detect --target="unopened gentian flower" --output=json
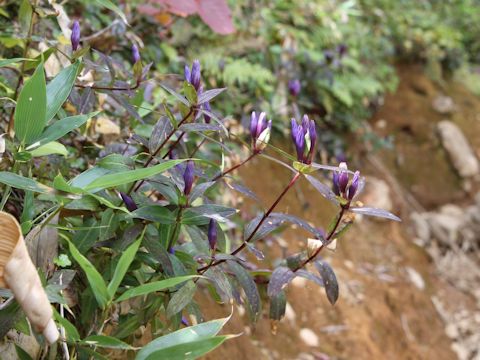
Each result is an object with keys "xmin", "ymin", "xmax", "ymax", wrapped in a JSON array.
[
  {"xmin": 288, "ymin": 79, "xmax": 301, "ymax": 97},
  {"xmin": 184, "ymin": 60, "xmax": 201, "ymax": 91},
  {"xmin": 132, "ymin": 44, "xmax": 141, "ymax": 64},
  {"xmin": 119, "ymin": 192, "xmax": 137, "ymax": 212},
  {"xmin": 208, "ymin": 219, "xmax": 217, "ymax": 251},
  {"xmin": 71, "ymin": 20, "xmax": 80, "ymax": 51},
  {"xmin": 250, "ymin": 111, "xmax": 272, "ymax": 153},
  {"xmin": 291, "ymin": 115, "xmax": 317, "ymax": 164},
  {"xmin": 332, "ymin": 162, "xmax": 361, "ymax": 202},
  {"xmin": 183, "ymin": 160, "xmax": 195, "ymax": 196}
]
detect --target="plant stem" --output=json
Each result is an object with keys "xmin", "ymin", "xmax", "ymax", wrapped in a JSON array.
[
  {"xmin": 167, "ymin": 205, "xmax": 185, "ymax": 251},
  {"xmin": 127, "ymin": 108, "xmax": 194, "ymax": 195},
  {"xmin": 212, "ymin": 153, "xmax": 257, "ymax": 182},
  {"xmin": 198, "ymin": 171, "xmax": 301, "ymax": 273},
  {"xmin": 294, "ymin": 206, "xmax": 346, "ymax": 271},
  {"xmin": 74, "ymin": 79, "xmax": 141, "ymax": 92}
]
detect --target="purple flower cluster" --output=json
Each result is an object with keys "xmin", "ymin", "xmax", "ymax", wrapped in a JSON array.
[
  {"xmin": 184, "ymin": 60, "xmax": 201, "ymax": 91},
  {"xmin": 291, "ymin": 115, "xmax": 317, "ymax": 164},
  {"xmin": 71, "ymin": 21, "xmax": 80, "ymax": 51},
  {"xmin": 250, "ymin": 111, "xmax": 272, "ymax": 153},
  {"xmin": 332, "ymin": 162, "xmax": 360, "ymax": 201}
]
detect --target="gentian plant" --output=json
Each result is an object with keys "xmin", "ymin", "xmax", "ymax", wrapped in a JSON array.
[{"xmin": 0, "ymin": 4, "xmax": 400, "ymax": 359}]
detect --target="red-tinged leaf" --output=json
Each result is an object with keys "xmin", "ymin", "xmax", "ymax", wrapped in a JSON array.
[
  {"xmin": 197, "ymin": 0, "xmax": 235, "ymax": 34},
  {"xmin": 267, "ymin": 266, "xmax": 295, "ymax": 298},
  {"xmin": 349, "ymin": 207, "xmax": 401, "ymax": 222},
  {"xmin": 315, "ymin": 260, "xmax": 339, "ymax": 305}
]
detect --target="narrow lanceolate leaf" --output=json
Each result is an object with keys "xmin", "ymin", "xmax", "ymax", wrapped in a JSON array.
[
  {"xmin": 197, "ymin": 88, "xmax": 226, "ymax": 105},
  {"xmin": 149, "ymin": 116, "xmax": 173, "ymax": 153},
  {"xmin": 227, "ymin": 260, "xmax": 261, "ymax": 322},
  {"xmin": 130, "ymin": 205, "xmax": 175, "ymax": 224},
  {"xmin": 83, "ymin": 159, "xmax": 185, "ymax": 191},
  {"xmin": 0, "ymin": 58, "xmax": 31, "ymax": 68},
  {"xmin": 14, "ymin": 62, "xmax": 47, "ymax": 144},
  {"xmin": 45, "ymin": 61, "xmax": 81, "ymax": 122},
  {"xmin": 349, "ymin": 207, "xmax": 401, "ymax": 222},
  {"xmin": 81, "ymin": 335, "xmax": 134, "ymax": 350},
  {"xmin": 27, "ymin": 112, "xmax": 99, "ymax": 150},
  {"xmin": 166, "ymin": 281, "xmax": 196, "ymax": 318},
  {"xmin": 95, "ymin": 0, "xmax": 129, "ymax": 24},
  {"xmin": 161, "ymin": 84, "xmax": 189, "ymax": 106},
  {"xmin": 67, "ymin": 239, "xmax": 109, "ymax": 309},
  {"xmin": 304, "ymin": 174, "xmax": 339, "ymax": 205},
  {"xmin": 141, "ymin": 336, "xmax": 228, "ymax": 360},
  {"xmin": 179, "ymin": 123, "xmax": 222, "ymax": 132},
  {"xmin": 29, "ymin": 141, "xmax": 68, "ymax": 157},
  {"xmin": 0, "ymin": 172, "xmax": 52, "ymax": 193},
  {"xmin": 115, "ymin": 275, "xmax": 199, "ymax": 302},
  {"xmin": 107, "ymin": 229, "xmax": 144, "ymax": 299},
  {"xmin": 267, "ymin": 266, "xmax": 295, "ymax": 298},
  {"xmin": 269, "ymin": 290, "xmax": 287, "ymax": 321},
  {"xmin": 136, "ymin": 316, "xmax": 230, "ymax": 360},
  {"xmin": 315, "ymin": 260, "xmax": 339, "ymax": 305}
]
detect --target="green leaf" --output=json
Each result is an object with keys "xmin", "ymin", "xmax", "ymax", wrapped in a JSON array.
[
  {"xmin": 136, "ymin": 316, "xmax": 230, "ymax": 360},
  {"xmin": 53, "ymin": 308, "xmax": 80, "ymax": 342},
  {"xmin": 130, "ymin": 205, "xmax": 175, "ymax": 224},
  {"xmin": 142, "ymin": 336, "xmax": 228, "ymax": 360},
  {"xmin": 27, "ymin": 112, "xmax": 98, "ymax": 149},
  {"xmin": 15, "ymin": 344, "xmax": 33, "ymax": 360},
  {"xmin": 166, "ymin": 281, "xmax": 196, "ymax": 318},
  {"xmin": 14, "ymin": 62, "xmax": 47, "ymax": 144},
  {"xmin": 95, "ymin": 0, "xmax": 128, "ymax": 24},
  {"xmin": 29, "ymin": 141, "xmax": 68, "ymax": 157},
  {"xmin": 18, "ymin": 0, "xmax": 32, "ymax": 35},
  {"xmin": 0, "ymin": 172, "xmax": 52, "ymax": 193},
  {"xmin": 83, "ymin": 160, "xmax": 185, "ymax": 191},
  {"xmin": 115, "ymin": 275, "xmax": 199, "ymax": 303},
  {"xmin": 45, "ymin": 61, "xmax": 81, "ymax": 122},
  {"xmin": 0, "ymin": 58, "xmax": 30, "ymax": 68},
  {"xmin": 82, "ymin": 335, "xmax": 134, "ymax": 350},
  {"xmin": 66, "ymin": 239, "xmax": 109, "ymax": 309},
  {"xmin": 107, "ymin": 229, "xmax": 144, "ymax": 299}
]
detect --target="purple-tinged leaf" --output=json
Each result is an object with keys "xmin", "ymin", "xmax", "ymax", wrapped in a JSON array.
[
  {"xmin": 189, "ymin": 181, "xmax": 216, "ymax": 203},
  {"xmin": 269, "ymin": 290, "xmax": 287, "ymax": 321},
  {"xmin": 295, "ymin": 269, "xmax": 324, "ymax": 286},
  {"xmin": 315, "ymin": 260, "xmax": 339, "ymax": 305},
  {"xmin": 304, "ymin": 174, "xmax": 339, "ymax": 205},
  {"xmin": 149, "ymin": 116, "xmax": 173, "ymax": 153},
  {"xmin": 182, "ymin": 205, "xmax": 237, "ymax": 225},
  {"xmin": 244, "ymin": 214, "xmax": 283, "ymax": 242},
  {"xmin": 205, "ymin": 267, "xmax": 233, "ymax": 302},
  {"xmin": 197, "ymin": 108, "xmax": 228, "ymax": 135},
  {"xmin": 349, "ymin": 207, "xmax": 401, "ymax": 222},
  {"xmin": 130, "ymin": 205, "xmax": 175, "ymax": 224},
  {"xmin": 226, "ymin": 181, "xmax": 260, "ymax": 202},
  {"xmin": 260, "ymin": 154, "xmax": 296, "ymax": 173},
  {"xmin": 179, "ymin": 123, "xmax": 222, "ymax": 132},
  {"xmin": 310, "ymin": 162, "xmax": 355, "ymax": 174},
  {"xmin": 245, "ymin": 243, "xmax": 265, "ymax": 260},
  {"xmin": 166, "ymin": 281, "xmax": 196, "ymax": 318},
  {"xmin": 197, "ymin": 88, "xmax": 226, "ymax": 104},
  {"xmin": 267, "ymin": 266, "xmax": 295, "ymax": 297},
  {"xmin": 227, "ymin": 260, "xmax": 261, "ymax": 322},
  {"xmin": 269, "ymin": 213, "xmax": 324, "ymax": 239},
  {"xmin": 161, "ymin": 84, "xmax": 190, "ymax": 106}
]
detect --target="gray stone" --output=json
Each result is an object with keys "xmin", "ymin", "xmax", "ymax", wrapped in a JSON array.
[
  {"xmin": 359, "ymin": 177, "xmax": 393, "ymax": 221},
  {"xmin": 437, "ymin": 121, "xmax": 479, "ymax": 178},
  {"xmin": 432, "ymin": 95, "xmax": 456, "ymax": 114},
  {"xmin": 410, "ymin": 212, "xmax": 430, "ymax": 242}
]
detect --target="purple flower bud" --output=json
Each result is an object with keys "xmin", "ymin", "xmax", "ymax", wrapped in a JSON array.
[
  {"xmin": 71, "ymin": 21, "xmax": 80, "ymax": 51},
  {"xmin": 291, "ymin": 118, "xmax": 298, "ymax": 142},
  {"xmin": 208, "ymin": 219, "xmax": 217, "ymax": 251},
  {"xmin": 132, "ymin": 44, "xmax": 141, "ymax": 64},
  {"xmin": 338, "ymin": 162, "xmax": 349, "ymax": 194},
  {"xmin": 301, "ymin": 115, "xmax": 310, "ymax": 135},
  {"xmin": 168, "ymin": 247, "xmax": 176, "ymax": 254},
  {"xmin": 120, "ymin": 192, "xmax": 137, "ymax": 212},
  {"xmin": 337, "ymin": 44, "xmax": 348, "ymax": 58},
  {"xmin": 324, "ymin": 50, "xmax": 335, "ymax": 64},
  {"xmin": 256, "ymin": 112, "xmax": 267, "ymax": 138},
  {"xmin": 190, "ymin": 60, "xmax": 201, "ymax": 91},
  {"xmin": 181, "ymin": 316, "xmax": 189, "ymax": 326},
  {"xmin": 348, "ymin": 171, "xmax": 360, "ymax": 200},
  {"xmin": 255, "ymin": 119, "xmax": 272, "ymax": 152},
  {"xmin": 250, "ymin": 112, "xmax": 258, "ymax": 139},
  {"xmin": 184, "ymin": 64, "xmax": 191, "ymax": 83},
  {"xmin": 183, "ymin": 161, "xmax": 195, "ymax": 195},
  {"xmin": 294, "ymin": 127, "xmax": 305, "ymax": 162},
  {"xmin": 288, "ymin": 79, "xmax": 301, "ymax": 96},
  {"xmin": 307, "ymin": 119, "xmax": 317, "ymax": 163},
  {"xmin": 203, "ymin": 101, "xmax": 211, "ymax": 123},
  {"xmin": 332, "ymin": 172, "xmax": 340, "ymax": 196}
]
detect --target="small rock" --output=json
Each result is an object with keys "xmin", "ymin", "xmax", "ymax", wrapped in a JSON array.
[
  {"xmin": 432, "ymin": 95, "xmax": 456, "ymax": 114},
  {"xmin": 299, "ymin": 328, "xmax": 319, "ymax": 347},
  {"xmin": 405, "ymin": 267, "xmax": 425, "ymax": 290},
  {"xmin": 285, "ymin": 302, "xmax": 296, "ymax": 324},
  {"xmin": 410, "ymin": 212, "xmax": 430, "ymax": 242},
  {"xmin": 445, "ymin": 323, "xmax": 459, "ymax": 339},
  {"xmin": 437, "ymin": 120, "xmax": 479, "ymax": 178}
]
